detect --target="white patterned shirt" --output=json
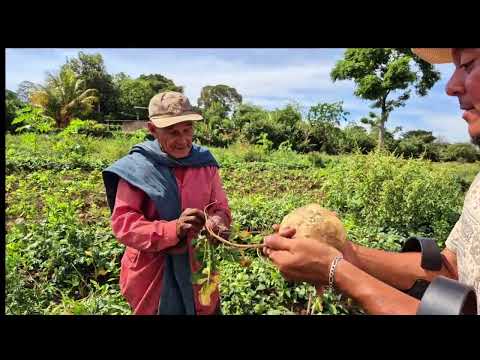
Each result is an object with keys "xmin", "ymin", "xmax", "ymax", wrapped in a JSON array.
[{"xmin": 445, "ymin": 172, "xmax": 480, "ymax": 314}]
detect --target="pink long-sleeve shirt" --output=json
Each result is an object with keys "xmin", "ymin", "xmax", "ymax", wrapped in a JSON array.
[{"xmin": 111, "ymin": 166, "xmax": 231, "ymax": 315}]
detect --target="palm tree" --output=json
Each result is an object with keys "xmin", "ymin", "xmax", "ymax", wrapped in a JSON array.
[{"xmin": 30, "ymin": 68, "xmax": 98, "ymax": 128}]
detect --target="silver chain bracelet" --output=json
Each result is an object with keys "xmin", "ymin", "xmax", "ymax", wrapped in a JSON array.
[{"xmin": 328, "ymin": 255, "xmax": 344, "ymax": 289}]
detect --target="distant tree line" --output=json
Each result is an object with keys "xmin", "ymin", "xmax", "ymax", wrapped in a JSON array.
[{"xmin": 5, "ymin": 50, "xmax": 480, "ymax": 162}]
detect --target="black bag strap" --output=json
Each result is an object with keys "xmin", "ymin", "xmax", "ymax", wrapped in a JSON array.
[
  {"xmin": 417, "ymin": 276, "xmax": 477, "ymax": 315},
  {"xmin": 403, "ymin": 280, "xmax": 431, "ymax": 300},
  {"xmin": 401, "ymin": 237, "xmax": 442, "ymax": 271},
  {"xmin": 400, "ymin": 237, "xmax": 443, "ymax": 299}
]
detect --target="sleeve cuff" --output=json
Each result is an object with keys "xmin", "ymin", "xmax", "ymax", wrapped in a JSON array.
[{"xmin": 163, "ymin": 219, "xmax": 179, "ymax": 247}]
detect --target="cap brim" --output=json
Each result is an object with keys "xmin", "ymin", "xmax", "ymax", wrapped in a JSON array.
[
  {"xmin": 150, "ymin": 113, "xmax": 203, "ymax": 128},
  {"xmin": 412, "ymin": 48, "xmax": 453, "ymax": 64}
]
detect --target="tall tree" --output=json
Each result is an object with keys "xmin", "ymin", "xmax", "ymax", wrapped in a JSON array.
[
  {"xmin": 331, "ymin": 48, "xmax": 440, "ymax": 149},
  {"xmin": 113, "ymin": 73, "xmax": 155, "ymax": 119},
  {"xmin": 360, "ymin": 111, "xmax": 403, "ymax": 151},
  {"xmin": 30, "ymin": 68, "xmax": 98, "ymax": 128},
  {"xmin": 232, "ymin": 103, "xmax": 267, "ymax": 128},
  {"xmin": 306, "ymin": 101, "xmax": 350, "ymax": 153},
  {"xmin": 307, "ymin": 101, "xmax": 349, "ymax": 126},
  {"xmin": 198, "ymin": 85, "xmax": 242, "ymax": 116},
  {"xmin": 63, "ymin": 52, "xmax": 117, "ymax": 120},
  {"xmin": 113, "ymin": 73, "xmax": 183, "ymax": 119},
  {"xmin": 401, "ymin": 129, "xmax": 436, "ymax": 143},
  {"xmin": 138, "ymin": 74, "xmax": 183, "ymax": 94},
  {"xmin": 360, "ymin": 111, "xmax": 402, "ymax": 145}
]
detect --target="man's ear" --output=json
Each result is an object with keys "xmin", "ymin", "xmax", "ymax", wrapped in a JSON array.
[{"xmin": 147, "ymin": 121, "xmax": 157, "ymax": 136}]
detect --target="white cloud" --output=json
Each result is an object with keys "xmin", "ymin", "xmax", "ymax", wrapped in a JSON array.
[
  {"xmin": 6, "ymin": 48, "xmax": 351, "ymax": 104},
  {"xmin": 416, "ymin": 114, "xmax": 469, "ymax": 143},
  {"xmin": 387, "ymin": 108, "xmax": 470, "ymax": 143},
  {"xmin": 6, "ymin": 48, "xmax": 83, "ymax": 89},
  {"xmin": 70, "ymin": 49, "xmax": 349, "ymax": 104},
  {"xmin": 133, "ymin": 58, "xmax": 349, "ymax": 105}
]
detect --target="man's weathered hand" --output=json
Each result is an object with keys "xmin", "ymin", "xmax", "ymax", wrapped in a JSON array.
[
  {"xmin": 262, "ymin": 224, "xmax": 296, "ymax": 257},
  {"xmin": 263, "ymin": 232, "xmax": 342, "ymax": 286},
  {"xmin": 266, "ymin": 223, "xmax": 359, "ymax": 269},
  {"xmin": 205, "ymin": 215, "xmax": 230, "ymax": 244},
  {"xmin": 339, "ymin": 240, "xmax": 360, "ymax": 268},
  {"xmin": 176, "ymin": 208, "xmax": 206, "ymax": 241}
]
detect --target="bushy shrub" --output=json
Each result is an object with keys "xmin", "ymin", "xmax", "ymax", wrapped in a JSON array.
[
  {"xmin": 63, "ymin": 119, "xmax": 114, "ymax": 137},
  {"xmin": 6, "ymin": 134, "xmax": 477, "ymax": 315},
  {"xmin": 322, "ymin": 151, "xmax": 464, "ymax": 245},
  {"xmin": 5, "ymin": 169, "xmax": 127, "ymax": 314},
  {"xmin": 439, "ymin": 143, "xmax": 480, "ymax": 163},
  {"xmin": 338, "ymin": 125, "xmax": 376, "ymax": 154}
]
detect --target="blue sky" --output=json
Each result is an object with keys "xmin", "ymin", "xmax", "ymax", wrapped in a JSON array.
[{"xmin": 5, "ymin": 48, "xmax": 470, "ymax": 143}]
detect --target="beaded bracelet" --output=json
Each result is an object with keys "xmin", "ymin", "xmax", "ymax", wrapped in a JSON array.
[{"xmin": 328, "ymin": 255, "xmax": 344, "ymax": 289}]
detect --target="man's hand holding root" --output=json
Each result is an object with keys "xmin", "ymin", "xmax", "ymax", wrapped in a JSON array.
[
  {"xmin": 205, "ymin": 214, "xmax": 230, "ymax": 245},
  {"xmin": 263, "ymin": 224, "xmax": 342, "ymax": 295}
]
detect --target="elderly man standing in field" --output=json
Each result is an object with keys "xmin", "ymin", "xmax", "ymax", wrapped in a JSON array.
[
  {"xmin": 103, "ymin": 91, "xmax": 231, "ymax": 315},
  {"xmin": 264, "ymin": 48, "xmax": 480, "ymax": 315}
]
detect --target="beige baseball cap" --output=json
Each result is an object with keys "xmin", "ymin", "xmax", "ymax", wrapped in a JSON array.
[
  {"xmin": 412, "ymin": 48, "xmax": 453, "ymax": 64},
  {"xmin": 148, "ymin": 91, "xmax": 203, "ymax": 128}
]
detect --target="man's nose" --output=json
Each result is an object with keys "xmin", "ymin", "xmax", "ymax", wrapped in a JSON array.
[{"xmin": 445, "ymin": 69, "xmax": 465, "ymax": 97}]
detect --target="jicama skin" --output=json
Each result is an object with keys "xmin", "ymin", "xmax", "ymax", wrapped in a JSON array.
[{"xmin": 279, "ymin": 204, "xmax": 347, "ymax": 251}]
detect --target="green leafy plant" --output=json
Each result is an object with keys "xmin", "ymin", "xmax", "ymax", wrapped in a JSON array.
[
  {"xmin": 11, "ymin": 105, "xmax": 55, "ymax": 134},
  {"xmin": 5, "ymin": 134, "xmax": 477, "ymax": 315}
]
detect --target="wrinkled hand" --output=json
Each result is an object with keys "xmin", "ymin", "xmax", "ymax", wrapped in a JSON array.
[
  {"xmin": 205, "ymin": 215, "xmax": 230, "ymax": 245},
  {"xmin": 263, "ymin": 224, "xmax": 342, "ymax": 286},
  {"xmin": 339, "ymin": 240, "xmax": 360, "ymax": 268},
  {"xmin": 176, "ymin": 208, "xmax": 206, "ymax": 241},
  {"xmin": 262, "ymin": 224, "xmax": 295, "ymax": 256}
]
